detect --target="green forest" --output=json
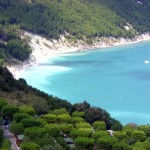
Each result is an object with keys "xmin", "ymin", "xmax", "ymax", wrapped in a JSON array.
[
  {"xmin": 0, "ymin": 0, "xmax": 150, "ymax": 65},
  {"xmin": 0, "ymin": 67, "xmax": 150, "ymax": 150}
]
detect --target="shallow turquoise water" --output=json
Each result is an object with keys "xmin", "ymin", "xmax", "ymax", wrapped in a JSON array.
[{"xmin": 21, "ymin": 41, "xmax": 150, "ymax": 125}]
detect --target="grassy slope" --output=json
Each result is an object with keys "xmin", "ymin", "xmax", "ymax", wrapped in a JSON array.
[{"xmin": 0, "ymin": 67, "xmax": 73, "ymax": 115}]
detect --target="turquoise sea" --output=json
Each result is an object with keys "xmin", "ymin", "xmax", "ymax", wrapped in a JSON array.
[{"xmin": 21, "ymin": 41, "xmax": 150, "ymax": 125}]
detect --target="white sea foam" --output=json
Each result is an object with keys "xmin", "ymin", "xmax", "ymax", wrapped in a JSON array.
[
  {"xmin": 46, "ymin": 66, "xmax": 72, "ymax": 76},
  {"xmin": 144, "ymin": 60, "xmax": 150, "ymax": 64},
  {"xmin": 24, "ymin": 65, "xmax": 72, "ymax": 78},
  {"xmin": 60, "ymin": 51, "xmax": 90, "ymax": 57}
]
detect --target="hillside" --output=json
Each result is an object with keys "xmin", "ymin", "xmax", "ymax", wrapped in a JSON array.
[
  {"xmin": 0, "ymin": 66, "xmax": 121, "ymax": 128},
  {"xmin": 0, "ymin": 1, "xmax": 150, "ymax": 149},
  {"xmin": 1, "ymin": 0, "xmax": 150, "ymax": 39},
  {"xmin": 1, "ymin": 67, "xmax": 150, "ymax": 150},
  {"xmin": 0, "ymin": 0, "xmax": 150, "ymax": 65},
  {"xmin": 0, "ymin": 66, "xmax": 73, "ymax": 115}
]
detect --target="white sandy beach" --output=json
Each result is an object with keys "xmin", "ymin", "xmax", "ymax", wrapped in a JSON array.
[{"xmin": 7, "ymin": 32, "xmax": 150, "ymax": 79}]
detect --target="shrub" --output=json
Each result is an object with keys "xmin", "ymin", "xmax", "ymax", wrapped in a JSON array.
[
  {"xmin": 133, "ymin": 141, "xmax": 150, "ymax": 150},
  {"xmin": 110, "ymin": 120, "xmax": 122, "ymax": 131},
  {"xmin": 92, "ymin": 131, "xmax": 109, "ymax": 141},
  {"xmin": 21, "ymin": 142, "xmax": 40, "ymax": 150},
  {"xmin": 71, "ymin": 117, "xmax": 85, "ymax": 124},
  {"xmin": 57, "ymin": 114, "xmax": 71, "ymax": 123},
  {"xmin": 60, "ymin": 124, "xmax": 74, "ymax": 134},
  {"xmin": 2, "ymin": 105, "xmax": 19, "ymax": 119},
  {"xmin": 113, "ymin": 131, "xmax": 128, "ymax": 140},
  {"xmin": 10, "ymin": 122, "xmax": 24, "ymax": 135},
  {"xmin": 76, "ymin": 122, "xmax": 91, "ymax": 129},
  {"xmin": 52, "ymin": 108, "xmax": 68, "ymax": 115},
  {"xmin": 24, "ymin": 127, "xmax": 47, "ymax": 140},
  {"xmin": 0, "ymin": 99, "xmax": 7, "ymax": 111},
  {"xmin": 19, "ymin": 106, "xmax": 35, "ymax": 116},
  {"xmin": 112, "ymin": 142, "xmax": 131, "ymax": 150},
  {"xmin": 1, "ymin": 139, "xmax": 11, "ymax": 150},
  {"xmin": 93, "ymin": 121, "xmax": 106, "ymax": 130},
  {"xmin": 13, "ymin": 113, "xmax": 30, "ymax": 123},
  {"xmin": 42, "ymin": 114, "xmax": 57, "ymax": 123},
  {"xmin": 75, "ymin": 137, "xmax": 95, "ymax": 150},
  {"xmin": 44, "ymin": 124, "xmax": 60, "ymax": 137},
  {"xmin": 131, "ymin": 130, "xmax": 146, "ymax": 142},
  {"xmin": 138, "ymin": 125, "xmax": 150, "ymax": 137},
  {"xmin": 70, "ymin": 128, "xmax": 92, "ymax": 138},
  {"xmin": 56, "ymin": 137, "xmax": 70, "ymax": 150},
  {"xmin": 72, "ymin": 111, "xmax": 85, "ymax": 118},
  {"xmin": 21, "ymin": 118, "xmax": 43, "ymax": 128},
  {"xmin": 97, "ymin": 136, "xmax": 118, "ymax": 150}
]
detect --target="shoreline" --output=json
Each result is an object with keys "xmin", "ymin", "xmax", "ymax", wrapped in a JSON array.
[{"xmin": 7, "ymin": 32, "xmax": 150, "ymax": 79}]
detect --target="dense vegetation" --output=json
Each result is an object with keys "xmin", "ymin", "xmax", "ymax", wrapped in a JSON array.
[
  {"xmin": 0, "ymin": 67, "xmax": 124, "ymax": 149},
  {"xmin": 0, "ymin": 21, "xmax": 31, "ymax": 66},
  {"xmin": 1, "ymin": 99, "xmax": 150, "ymax": 150},
  {"xmin": 0, "ymin": 0, "xmax": 150, "ymax": 64},
  {"xmin": 0, "ymin": 0, "xmax": 131, "ymax": 39},
  {"xmin": 0, "ymin": 0, "xmax": 150, "ymax": 149},
  {"xmin": 0, "ymin": 67, "xmax": 120, "ymax": 127},
  {"xmin": 1, "ymin": 0, "xmax": 150, "ymax": 40},
  {"xmin": 97, "ymin": 0, "xmax": 150, "ymax": 33}
]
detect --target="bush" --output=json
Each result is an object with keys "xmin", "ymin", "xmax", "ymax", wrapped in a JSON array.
[
  {"xmin": 113, "ymin": 131, "xmax": 128, "ymax": 140},
  {"xmin": 71, "ymin": 117, "xmax": 85, "ymax": 124},
  {"xmin": 2, "ymin": 105, "xmax": 19, "ymax": 119},
  {"xmin": 19, "ymin": 106, "xmax": 35, "ymax": 116},
  {"xmin": 7, "ymin": 39, "xmax": 30, "ymax": 61},
  {"xmin": 92, "ymin": 131, "xmax": 109, "ymax": 141},
  {"xmin": 44, "ymin": 124, "xmax": 60, "ymax": 137},
  {"xmin": 93, "ymin": 121, "xmax": 106, "ymax": 130},
  {"xmin": 21, "ymin": 118, "xmax": 43, "ymax": 128},
  {"xmin": 21, "ymin": 142, "xmax": 40, "ymax": 150},
  {"xmin": 75, "ymin": 137, "xmax": 95, "ymax": 150},
  {"xmin": 97, "ymin": 136, "xmax": 118, "ymax": 150},
  {"xmin": 131, "ymin": 130, "xmax": 146, "ymax": 142},
  {"xmin": 60, "ymin": 124, "xmax": 74, "ymax": 134},
  {"xmin": 76, "ymin": 122, "xmax": 91, "ymax": 129},
  {"xmin": 42, "ymin": 114, "xmax": 57, "ymax": 123},
  {"xmin": 138, "ymin": 125, "xmax": 150, "ymax": 137},
  {"xmin": 0, "ymin": 99, "xmax": 7, "ymax": 111},
  {"xmin": 24, "ymin": 126, "xmax": 55, "ymax": 147},
  {"xmin": 112, "ymin": 142, "xmax": 131, "ymax": 150},
  {"xmin": 70, "ymin": 128, "xmax": 92, "ymax": 138},
  {"xmin": 133, "ymin": 141, "xmax": 150, "ymax": 150},
  {"xmin": 72, "ymin": 111, "xmax": 85, "ymax": 118},
  {"xmin": 1, "ymin": 139, "xmax": 11, "ymax": 150},
  {"xmin": 10, "ymin": 122, "xmax": 24, "ymax": 135},
  {"xmin": 24, "ymin": 127, "xmax": 47, "ymax": 140},
  {"xmin": 52, "ymin": 108, "xmax": 69, "ymax": 115},
  {"xmin": 13, "ymin": 113, "xmax": 30, "ymax": 123},
  {"xmin": 57, "ymin": 114, "xmax": 71, "ymax": 123},
  {"xmin": 56, "ymin": 137, "xmax": 70, "ymax": 150},
  {"xmin": 110, "ymin": 120, "xmax": 122, "ymax": 131}
]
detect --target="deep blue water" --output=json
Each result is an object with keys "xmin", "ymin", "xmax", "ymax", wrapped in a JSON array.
[{"xmin": 21, "ymin": 41, "xmax": 150, "ymax": 125}]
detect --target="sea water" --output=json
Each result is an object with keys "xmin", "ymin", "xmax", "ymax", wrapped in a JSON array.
[{"xmin": 21, "ymin": 41, "xmax": 150, "ymax": 125}]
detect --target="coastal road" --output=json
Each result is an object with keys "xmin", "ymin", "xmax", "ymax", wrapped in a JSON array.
[{"xmin": 1, "ymin": 125, "xmax": 20, "ymax": 150}]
